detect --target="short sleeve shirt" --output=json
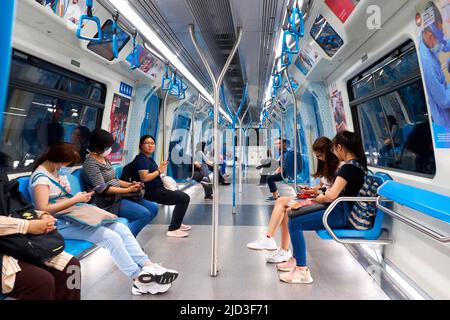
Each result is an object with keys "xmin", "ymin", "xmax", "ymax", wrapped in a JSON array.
[{"xmin": 134, "ymin": 154, "xmax": 163, "ymax": 189}]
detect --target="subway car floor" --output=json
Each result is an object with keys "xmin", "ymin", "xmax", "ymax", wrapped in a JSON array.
[{"xmin": 80, "ymin": 169, "xmax": 389, "ymax": 300}]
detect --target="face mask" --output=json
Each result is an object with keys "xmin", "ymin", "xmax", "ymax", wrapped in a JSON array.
[
  {"xmin": 57, "ymin": 166, "xmax": 71, "ymax": 176},
  {"xmin": 101, "ymin": 147, "xmax": 112, "ymax": 158}
]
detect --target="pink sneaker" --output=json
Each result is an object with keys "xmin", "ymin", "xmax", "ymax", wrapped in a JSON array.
[
  {"xmin": 276, "ymin": 257, "xmax": 297, "ymax": 272},
  {"xmin": 279, "ymin": 267, "xmax": 314, "ymax": 284},
  {"xmin": 180, "ymin": 224, "xmax": 191, "ymax": 231},
  {"xmin": 166, "ymin": 229, "xmax": 189, "ymax": 238}
]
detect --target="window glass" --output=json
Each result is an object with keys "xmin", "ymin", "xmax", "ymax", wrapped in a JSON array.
[
  {"xmin": 350, "ymin": 42, "xmax": 435, "ymax": 177},
  {"xmin": 87, "ymin": 19, "xmax": 131, "ymax": 61},
  {"xmin": 1, "ymin": 51, "xmax": 105, "ymax": 172}
]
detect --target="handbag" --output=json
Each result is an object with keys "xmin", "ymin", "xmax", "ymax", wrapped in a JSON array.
[
  {"xmin": 288, "ymin": 199, "xmax": 328, "ymax": 219},
  {"xmin": 161, "ymin": 175, "xmax": 178, "ymax": 191},
  {"xmin": 0, "ymin": 174, "xmax": 65, "ymax": 265},
  {"xmin": 33, "ymin": 173, "xmax": 119, "ymax": 226},
  {"xmin": 121, "ymin": 190, "xmax": 144, "ymax": 202}
]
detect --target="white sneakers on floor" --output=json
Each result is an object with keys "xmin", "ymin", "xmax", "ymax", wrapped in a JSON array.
[
  {"xmin": 132, "ymin": 263, "xmax": 179, "ymax": 295},
  {"xmin": 266, "ymin": 248, "xmax": 292, "ymax": 264},
  {"xmin": 246, "ymin": 235, "xmax": 277, "ymax": 250}
]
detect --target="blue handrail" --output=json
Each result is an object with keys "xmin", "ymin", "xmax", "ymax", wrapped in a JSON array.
[
  {"xmin": 282, "ymin": 29, "xmax": 299, "ymax": 55},
  {"xmin": 0, "ymin": 0, "xmax": 15, "ymax": 137},
  {"xmin": 76, "ymin": 0, "xmax": 102, "ymax": 41}
]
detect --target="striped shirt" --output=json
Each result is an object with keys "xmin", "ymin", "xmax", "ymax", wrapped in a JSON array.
[
  {"xmin": 1, "ymin": 215, "xmax": 73, "ymax": 294},
  {"xmin": 81, "ymin": 154, "xmax": 120, "ymax": 190}
]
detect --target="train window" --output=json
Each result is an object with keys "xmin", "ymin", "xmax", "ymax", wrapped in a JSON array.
[
  {"xmin": 349, "ymin": 41, "xmax": 436, "ymax": 177},
  {"xmin": 2, "ymin": 50, "xmax": 105, "ymax": 172},
  {"xmin": 87, "ymin": 19, "xmax": 131, "ymax": 61},
  {"xmin": 310, "ymin": 15, "xmax": 344, "ymax": 58}
]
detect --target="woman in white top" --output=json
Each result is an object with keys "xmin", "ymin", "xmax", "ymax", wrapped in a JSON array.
[
  {"xmin": 29, "ymin": 143, "xmax": 179, "ymax": 295},
  {"xmin": 246, "ymin": 137, "xmax": 340, "ymax": 264}
]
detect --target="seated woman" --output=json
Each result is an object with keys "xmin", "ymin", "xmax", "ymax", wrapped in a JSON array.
[
  {"xmin": 278, "ymin": 131, "xmax": 367, "ymax": 284},
  {"xmin": 29, "ymin": 143, "xmax": 179, "ymax": 295},
  {"xmin": 247, "ymin": 137, "xmax": 340, "ymax": 265},
  {"xmin": 133, "ymin": 135, "xmax": 191, "ymax": 238},
  {"xmin": 81, "ymin": 129, "xmax": 158, "ymax": 237},
  {"xmin": 1, "ymin": 215, "xmax": 81, "ymax": 300}
]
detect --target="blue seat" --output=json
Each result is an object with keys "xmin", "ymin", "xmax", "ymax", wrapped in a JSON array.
[
  {"xmin": 16, "ymin": 176, "xmax": 31, "ymax": 203},
  {"xmin": 112, "ymin": 164, "xmax": 123, "ymax": 180},
  {"xmin": 67, "ymin": 170, "xmax": 86, "ymax": 193},
  {"xmin": 316, "ymin": 173, "xmax": 392, "ymax": 243}
]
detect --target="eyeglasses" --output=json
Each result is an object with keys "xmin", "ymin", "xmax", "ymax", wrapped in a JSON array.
[{"xmin": 142, "ymin": 142, "xmax": 155, "ymax": 145}]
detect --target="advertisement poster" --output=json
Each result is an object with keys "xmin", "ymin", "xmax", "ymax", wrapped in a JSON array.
[
  {"xmin": 126, "ymin": 44, "xmax": 164, "ymax": 79},
  {"xmin": 36, "ymin": 0, "xmax": 87, "ymax": 29},
  {"xmin": 294, "ymin": 43, "xmax": 320, "ymax": 76},
  {"xmin": 330, "ymin": 83, "xmax": 348, "ymax": 133},
  {"xmin": 415, "ymin": 0, "xmax": 450, "ymax": 148},
  {"xmin": 310, "ymin": 15, "xmax": 344, "ymax": 57},
  {"xmin": 109, "ymin": 94, "xmax": 130, "ymax": 162},
  {"xmin": 325, "ymin": 0, "xmax": 359, "ymax": 23}
]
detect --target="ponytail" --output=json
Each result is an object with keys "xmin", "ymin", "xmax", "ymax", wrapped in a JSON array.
[{"xmin": 332, "ymin": 131, "xmax": 368, "ymax": 172}]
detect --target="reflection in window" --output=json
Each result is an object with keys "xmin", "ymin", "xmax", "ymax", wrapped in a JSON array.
[
  {"xmin": 350, "ymin": 41, "xmax": 435, "ymax": 177},
  {"xmin": 2, "ymin": 51, "xmax": 105, "ymax": 172}
]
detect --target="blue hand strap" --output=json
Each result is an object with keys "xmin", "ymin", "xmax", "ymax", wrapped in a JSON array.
[
  {"xmin": 112, "ymin": 13, "xmax": 119, "ymax": 59},
  {"xmin": 130, "ymin": 32, "xmax": 140, "ymax": 70},
  {"xmin": 161, "ymin": 64, "xmax": 172, "ymax": 90},
  {"xmin": 282, "ymin": 29, "xmax": 299, "ymax": 55},
  {"xmin": 77, "ymin": 0, "xmax": 102, "ymax": 41}
]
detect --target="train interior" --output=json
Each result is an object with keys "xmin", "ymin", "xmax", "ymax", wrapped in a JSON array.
[{"xmin": 1, "ymin": 0, "xmax": 450, "ymax": 300}]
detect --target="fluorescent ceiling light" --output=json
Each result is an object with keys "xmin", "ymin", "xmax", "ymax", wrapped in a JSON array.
[{"xmin": 107, "ymin": 0, "xmax": 232, "ymax": 123}]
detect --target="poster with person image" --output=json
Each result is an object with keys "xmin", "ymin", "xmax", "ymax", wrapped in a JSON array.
[
  {"xmin": 416, "ymin": 0, "xmax": 450, "ymax": 148},
  {"xmin": 109, "ymin": 94, "xmax": 130, "ymax": 162},
  {"xmin": 126, "ymin": 44, "xmax": 164, "ymax": 79},
  {"xmin": 329, "ymin": 83, "xmax": 348, "ymax": 133}
]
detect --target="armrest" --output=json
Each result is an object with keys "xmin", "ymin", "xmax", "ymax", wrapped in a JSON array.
[{"xmin": 322, "ymin": 197, "xmax": 392, "ymax": 245}]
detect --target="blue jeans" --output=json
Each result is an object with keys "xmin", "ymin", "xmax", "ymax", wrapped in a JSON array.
[
  {"xmin": 119, "ymin": 199, "xmax": 158, "ymax": 236},
  {"xmin": 288, "ymin": 203, "xmax": 350, "ymax": 267},
  {"xmin": 59, "ymin": 221, "xmax": 149, "ymax": 279}
]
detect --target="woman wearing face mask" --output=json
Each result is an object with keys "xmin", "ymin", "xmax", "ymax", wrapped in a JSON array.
[
  {"xmin": 277, "ymin": 131, "xmax": 367, "ymax": 284},
  {"xmin": 81, "ymin": 129, "xmax": 158, "ymax": 237},
  {"xmin": 30, "ymin": 143, "xmax": 179, "ymax": 295}
]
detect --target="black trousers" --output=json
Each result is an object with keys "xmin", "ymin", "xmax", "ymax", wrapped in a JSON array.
[
  {"xmin": 193, "ymin": 169, "xmax": 213, "ymax": 197},
  {"xmin": 267, "ymin": 173, "xmax": 284, "ymax": 193},
  {"xmin": 144, "ymin": 186, "xmax": 190, "ymax": 231}
]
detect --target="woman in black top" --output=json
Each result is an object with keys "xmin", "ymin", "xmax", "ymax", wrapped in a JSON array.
[
  {"xmin": 278, "ymin": 131, "xmax": 368, "ymax": 284},
  {"xmin": 133, "ymin": 135, "xmax": 191, "ymax": 238}
]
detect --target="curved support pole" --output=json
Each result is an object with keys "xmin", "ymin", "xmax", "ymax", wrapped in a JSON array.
[
  {"xmin": 284, "ymin": 68, "xmax": 298, "ymax": 191},
  {"xmin": 189, "ymin": 24, "xmax": 243, "ymax": 277}
]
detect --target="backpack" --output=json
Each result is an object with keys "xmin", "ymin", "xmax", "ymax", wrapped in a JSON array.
[
  {"xmin": 0, "ymin": 169, "xmax": 65, "ymax": 266},
  {"xmin": 120, "ymin": 161, "xmax": 140, "ymax": 183}
]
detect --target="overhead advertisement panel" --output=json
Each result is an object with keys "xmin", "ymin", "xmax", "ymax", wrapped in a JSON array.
[{"xmin": 325, "ymin": 0, "xmax": 359, "ymax": 23}]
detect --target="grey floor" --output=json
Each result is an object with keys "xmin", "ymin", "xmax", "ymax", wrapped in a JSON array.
[{"xmin": 80, "ymin": 170, "xmax": 389, "ymax": 300}]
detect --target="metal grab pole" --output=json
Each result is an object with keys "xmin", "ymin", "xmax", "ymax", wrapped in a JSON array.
[
  {"xmin": 189, "ymin": 94, "xmax": 201, "ymax": 180},
  {"xmin": 189, "ymin": 24, "xmax": 243, "ymax": 277},
  {"xmin": 284, "ymin": 69, "xmax": 298, "ymax": 191},
  {"xmin": 279, "ymin": 107, "xmax": 286, "ymax": 181},
  {"xmin": 162, "ymin": 90, "xmax": 169, "ymax": 161},
  {"xmin": 237, "ymin": 107, "xmax": 249, "ymax": 193}
]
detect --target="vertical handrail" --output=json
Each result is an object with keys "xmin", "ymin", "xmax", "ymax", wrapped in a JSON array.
[
  {"xmin": 189, "ymin": 93, "xmax": 202, "ymax": 180},
  {"xmin": 237, "ymin": 107, "xmax": 249, "ymax": 194},
  {"xmin": 162, "ymin": 90, "xmax": 169, "ymax": 162},
  {"xmin": 221, "ymin": 84, "xmax": 247, "ymax": 214},
  {"xmin": 284, "ymin": 68, "xmax": 298, "ymax": 191},
  {"xmin": 279, "ymin": 107, "xmax": 286, "ymax": 181},
  {"xmin": 0, "ymin": 0, "xmax": 15, "ymax": 137},
  {"xmin": 189, "ymin": 24, "xmax": 243, "ymax": 277}
]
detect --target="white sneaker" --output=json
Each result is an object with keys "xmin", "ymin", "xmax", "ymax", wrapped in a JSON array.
[
  {"xmin": 266, "ymin": 248, "xmax": 292, "ymax": 264},
  {"xmin": 138, "ymin": 263, "xmax": 179, "ymax": 285},
  {"xmin": 132, "ymin": 281, "xmax": 171, "ymax": 295},
  {"xmin": 246, "ymin": 235, "xmax": 277, "ymax": 250}
]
